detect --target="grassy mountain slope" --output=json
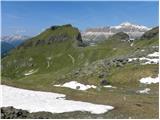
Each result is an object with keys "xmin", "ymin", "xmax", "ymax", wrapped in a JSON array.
[
  {"xmin": 1, "ymin": 25, "xmax": 159, "ymax": 118},
  {"xmin": 2, "ymin": 26, "xmax": 159, "ymax": 87},
  {"xmin": 2, "ymin": 27, "xmax": 134, "ymax": 82}
]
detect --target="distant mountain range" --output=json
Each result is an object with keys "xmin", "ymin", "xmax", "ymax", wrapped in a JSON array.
[
  {"xmin": 1, "ymin": 35, "xmax": 30, "ymax": 57},
  {"xmin": 1, "ymin": 42, "xmax": 14, "ymax": 57},
  {"xmin": 1, "ymin": 35, "xmax": 30, "ymax": 47},
  {"xmin": 82, "ymin": 22, "xmax": 151, "ymax": 44}
]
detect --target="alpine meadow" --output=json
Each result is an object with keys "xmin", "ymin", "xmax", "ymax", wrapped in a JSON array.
[{"xmin": 1, "ymin": 1, "xmax": 159, "ymax": 119}]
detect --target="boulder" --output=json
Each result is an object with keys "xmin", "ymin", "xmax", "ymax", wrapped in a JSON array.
[{"xmin": 100, "ymin": 79, "xmax": 110, "ymax": 86}]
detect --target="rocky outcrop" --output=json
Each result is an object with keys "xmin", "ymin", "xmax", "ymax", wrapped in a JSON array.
[
  {"xmin": 0, "ymin": 106, "xmax": 111, "ymax": 119},
  {"xmin": 1, "ymin": 106, "xmax": 29, "ymax": 119},
  {"xmin": 140, "ymin": 27, "xmax": 159, "ymax": 40}
]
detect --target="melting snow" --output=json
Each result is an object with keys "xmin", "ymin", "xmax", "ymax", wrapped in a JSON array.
[
  {"xmin": 128, "ymin": 52, "xmax": 159, "ymax": 65},
  {"xmin": 139, "ymin": 57, "xmax": 159, "ymax": 65},
  {"xmin": 0, "ymin": 85, "xmax": 114, "ymax": 114},
  {"xmin": 54, "ymin": 81, "xmax": 97, "ymax": 91},
  {"xmin": 139, "ymin": 75, "xmax": 159, "ymax": 84},
  {"xmin": 136, "ymin": 88, "xmax": 150, "ymax": 94},
  {"xmin": 147, "ymin": 52, "xmax": 159, "ymax": 57},
  {"xmin": 128, "ymin": 58, "xmax": 137, "ymax": 62}
]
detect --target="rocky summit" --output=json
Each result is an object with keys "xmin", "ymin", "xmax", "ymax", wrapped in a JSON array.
[{"xmin": 18, "ymin": 24, "xmax": 84, "ymax": 49}]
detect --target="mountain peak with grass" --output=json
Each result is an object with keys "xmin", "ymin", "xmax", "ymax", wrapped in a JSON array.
[{"xmin": 18, "ymin": 24, "xmax": 84, "ymax": 49}]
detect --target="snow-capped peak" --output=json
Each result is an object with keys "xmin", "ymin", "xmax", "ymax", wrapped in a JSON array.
[
  {"xmin": 120, "ymin": 22, "xmax": 132, "ymax": 26},
  {"xmin": 111, "ymin": 22, "xmax": 151, "ymax": 31},
  {"xmin": 1, "ymin": 34, "xmax": 30, "ymax": 42},
  {"xmin": 82, "ymin": 22, "xmax": 151, "ymax": 43}
]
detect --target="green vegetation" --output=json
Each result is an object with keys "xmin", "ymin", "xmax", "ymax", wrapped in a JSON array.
[{"xmin": 1, "ymin": 25, "xmax": 159, "ymax": 118}]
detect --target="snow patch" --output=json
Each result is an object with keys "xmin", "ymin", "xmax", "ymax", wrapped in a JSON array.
[
  {"xmin": 139, "ymin": 57, "xmax": 159, "ymax": 65},
  {"xmin": 128, "ymin": 52, "xmax": 159, "ymax": 64},
  {"xmin": 147, "ymin": 52, "xmax": 159, "ymax": 57},
  {"xmin": 104, "ymin": 85, "xmax": 116, "ymax": 88},
  {"xmin": 130, "ymin": 43, "xmax": 134, "ymax": 47},
  {"xmin": 24, "ymin": 69, "xmax": 38, "ymax": 76},
  {"xmin": 136, "ymin": 88, "xmax": 150, "ymax": 94},
  {"xmin": 128, "ymin": 58, "xmax": 137, "ymax": 62},
  {"xmin": 139, "ymin": 75, "xmax": 159, "ymax": 84},
  {"xmin": 1, "ymin": 85, "xmax": 114, "ymax": 114},
  {"xmin": 54, "ymin": 81, "xmax": 97, "ymax": 91}
]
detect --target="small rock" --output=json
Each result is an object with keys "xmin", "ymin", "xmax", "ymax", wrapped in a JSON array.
[
  {"xmin": 76, "ymin": 86, "xmax": 80, "ymax": 90},
  {"xmin": 100, "ymin": 79, "xmax": 110, "ymax": 86}
]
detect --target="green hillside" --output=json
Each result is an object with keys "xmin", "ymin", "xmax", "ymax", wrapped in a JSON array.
[
  {"xmin": 1, "ymin": 25, "xmax": 159, "ymax": 118},
  {"xmin": 2, "ymin": 25, "xmax": 159, "ymax": 87},
  {"xmin": 1, "ymin": 26, "xmax": 133, "ymax": 81}
]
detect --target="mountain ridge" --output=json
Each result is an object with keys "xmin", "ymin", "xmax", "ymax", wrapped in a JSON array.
[
  {"xmin": 82, "ymin": 22, "xmax": 152, "ymax": 44},
  {"xmin": 18, "ymin": 24, "xmax": 84, "ymax": 49}
]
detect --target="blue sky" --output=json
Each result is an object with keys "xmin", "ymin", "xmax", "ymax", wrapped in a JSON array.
[{"xmin": 2, "ymin": 1, "xmax": 159, "ymax": 36}]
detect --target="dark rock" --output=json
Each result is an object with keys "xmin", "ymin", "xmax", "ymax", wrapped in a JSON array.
[
  {"xmin": 1, "ymin": 106, "xmax": 29, "ymax": 119},
  {"xmin": 116, "ymin": 63, "xmax": 123, "ymax": 67},
  {"xmin": 100, "ymin": 79, "xmax": 110, "ymax": 86},
  {"xmin": 135, "ymin": 103, "xmax": 142, "ymax": 107},
  {"xmin": 50, "ymin": 25, "xmax": 59, "ymax": 30},
  {"xmin": 76, "ymin": 32, "xmax": 86, "ymax": 47},
  {"xmin": 76, "ymin": 86, "xmax": 80, "ymax": 90}
]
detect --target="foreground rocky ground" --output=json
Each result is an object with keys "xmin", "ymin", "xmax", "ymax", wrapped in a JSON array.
[{"xmin": 1, "ymin": 106, "xmax": 115, "ymax": 119}]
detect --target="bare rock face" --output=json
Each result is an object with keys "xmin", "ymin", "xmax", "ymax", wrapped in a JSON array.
[
  {"xmin": 82, "ymin": 22, "xmax": 151, "ymax": 44},
  {"xmin": 100, "ymin": 79, "xmax": 110, "ymax": 86}
]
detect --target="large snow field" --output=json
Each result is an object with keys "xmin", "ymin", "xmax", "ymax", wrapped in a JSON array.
[{"xmin": 0, "ymin": 85, "xmax": 114, "ymax": 114}]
